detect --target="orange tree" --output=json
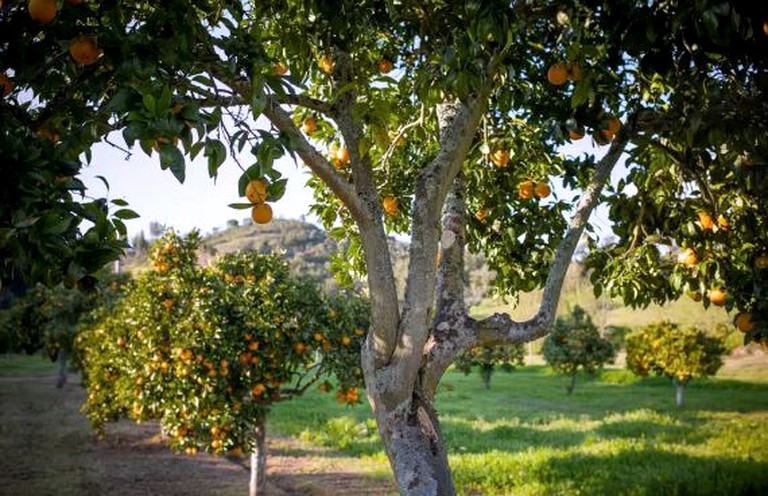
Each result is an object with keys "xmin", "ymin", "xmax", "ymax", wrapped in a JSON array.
[
  {"xmin": 76, "ymin": 231, "xmax": 368, "ymax": 495},
  {"xmin": 454, "ymin": 344, "xmax": 525, "ymax": 389},
  {"xmin": 626, "ymin": 322, "xmax": 726, "ymax": 407},
  {"xmin": 541, "ymin": 306, "xmax": 615, "ymax": 395},
  {"xmin": 4, "ymin": 1, "xmax": 768, "ymax": 492}
]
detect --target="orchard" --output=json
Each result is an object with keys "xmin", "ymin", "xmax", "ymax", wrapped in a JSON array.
[
  {"xmin": 2, "ymin": 1, "xmax": 768, "ymax": 494},
  {"xmin": 77, "ymin": 231, "xmax": 369, "ymax": 495}
]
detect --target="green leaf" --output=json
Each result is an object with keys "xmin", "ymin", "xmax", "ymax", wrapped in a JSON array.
[
  {"xmin": 160, "ymin": 146, "xmax": 186, "ymax": 183},
  {"xmin": 228, "ymin": 203, "xmax": 254, "ymax": 210},
  {"xmin": 205, "ymin": 140, "xmax": 227, "ymax": 178},
  {"xmin": 113, "ymin": 209, "xmax": 140, "ymax": 220},
  {"xmin": 111, "ymin": 199, "xmax": 129, "ymax": 207}
]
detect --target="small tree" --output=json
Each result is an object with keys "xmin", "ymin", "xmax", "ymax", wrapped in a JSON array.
[
  {"xmin": 77, "ymin": 232, "xmax": 368, "ymax": 496},
  {"xmin": 542, "ymin": 306, "xmax": 615, "ymax": 394},
  {"xmin": 626, "ymin": 322, "xmax": 725, "ymax": 407},
  {"xmin": 455, "ymin": 344, "xmax": 525, "ymax": 389}
]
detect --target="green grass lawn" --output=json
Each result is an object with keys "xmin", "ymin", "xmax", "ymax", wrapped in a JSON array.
[
  {"xmin": 0, "ymin": 353, "xmax": 57, "ymax": 375},
  {"xmin": 272, "ymin": 361, "xmax": 768, "ymax": 495}
]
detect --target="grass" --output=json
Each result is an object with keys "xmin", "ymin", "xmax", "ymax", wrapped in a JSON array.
[
  {"xmin": 271, "ymin": 360, "xmax": 768, "ymax": 495},
  {"xmin": 0, "ymin": 352, "xmax": 57, "ymax": 375}
]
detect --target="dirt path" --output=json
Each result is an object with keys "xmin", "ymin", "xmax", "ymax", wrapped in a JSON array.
[{"xmin": 0, "ymin": 373, "xmax": 395, "ymax": 496}]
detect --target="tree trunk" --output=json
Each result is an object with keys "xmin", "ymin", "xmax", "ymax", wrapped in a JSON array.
[
  {"xmin": 565, "ymin": 373, "xmax": 577, "ymax": 395},
  {"xmin": 480, "ymin": 365, "xmax": 492, "ymax": 389},
  {"xmin": 55, "ymin": 348, "xmax": 67, "ymax": 389},
  {"xmin": 376, "ymin": 388, "xmax": 456, "ymax": 495},
  {"xmin": 249, "ymin": 418, "xmax": 267, "ymax": 496},
  {"xmin": 674, "ymin": 380, "xmax": 685, "ymax": 408}
]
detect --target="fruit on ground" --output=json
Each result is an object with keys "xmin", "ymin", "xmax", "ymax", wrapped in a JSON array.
[
  {"xmin": 547, "ymin": 63, "xmax": 569, "ymax": 85},
  {"xmin": 245, "ymin": 179, "xmax": 267, "ymax": 203},
  {"xmin": 518, "ymin": 180, "xmax": 535, "ymax": 200},
  {"xmin": 735, "ymin": 312, "xmax": 757, "ymax": 333},
  {"xmin": 707, "ymin": 288, "xmax": 727, "ymax": 307},
  {"xmin": 251, "ymin": 203, "xmax": 273, "ymax": 224},
  {"xmin": 29, "ymin": 0, "xmax": 57, "ymax": 23},
  {"xmin": 70, "ymin": 36, "xmax": 102, "ymax": 65},
  {"xmin": 490, "ymin": 149, "xmax": 510, "ymax": 168},
  {"xmin": 677, "ymin": 248, "xmax": 697, "ymax": 267},
  {"xmin": 382, "ymin": 196, "xmax": 398, "ymax": 217},
  {"xmin": 377, "ymin": 59, "xmax": 393, "ymax": 73},
  {"xmin": 301, "ymin": 117, "xmax": 317, "ymax": 135},
  {"xmin": 534, "ymin": 182, "xmax": 551, "ymax": 199}
]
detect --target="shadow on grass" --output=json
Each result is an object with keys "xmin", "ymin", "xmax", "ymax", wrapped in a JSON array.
[
  {"xmin": 442, "ymin": 420, "xmax": 587, "ymax": 455},
  {"xmin": 530, "ymin": 447, "xmax": 768, "ymax": 496}
]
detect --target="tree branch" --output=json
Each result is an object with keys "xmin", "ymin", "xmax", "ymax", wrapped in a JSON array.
[{"xmin": 273, "ymin": 93, "xmax": 333, "ymax": 115}]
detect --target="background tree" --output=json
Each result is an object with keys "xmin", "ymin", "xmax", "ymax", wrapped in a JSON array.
[
  {"xmin": 3, "ymin": 1, "xmax": 768, "ymax": 493},
  {"xmin": 626, "ymin": 322, "xmax": 726, "ymax": 407},
  {"xmin": 455, "ymin": 344, "xmax": 525, "ymax": 389},
  {"xmin": 77, "ymin": 232, "xmax": 369, "ymax": 495},
  {"xmin": 542, "ymin": 306, "xmax": 615, "ymax": 394}
]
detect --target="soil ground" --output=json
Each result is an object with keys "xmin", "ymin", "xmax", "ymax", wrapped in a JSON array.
[{"xmin": 0, "ymin": 372, "xmax": 396, "ymax": 496}]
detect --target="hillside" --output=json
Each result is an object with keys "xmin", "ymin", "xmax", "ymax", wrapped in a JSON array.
[{"xmin": 121, "ymin": 219, "xmax": 732, "ymax": 333}]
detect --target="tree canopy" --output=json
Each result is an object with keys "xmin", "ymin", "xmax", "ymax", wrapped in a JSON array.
[{"xmin": 2, "ymin": 1, "xmax": 768, "ymax": 493}]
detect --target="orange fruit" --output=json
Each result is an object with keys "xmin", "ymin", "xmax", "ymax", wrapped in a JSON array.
[
  {"xmin": 707, "ymin": 288, "xmax": 727, "ymax": 307},
  {"xmin": 28, "ymin": 0, "xmax": 57, "ymax": 23},
  {"xmin": 377, "ymin": 59, "xmax": 393, "ymax": 73},
  {"xmin": 735, "ymin": 312, "xmax": 757, "ymax": 333},
  {"xmin": 333, "ymin": 146, "xmax": 350, "ymax": 169},
  {"xmin": 764, "ymin": 20, "xmax": 768, "ymax": 36},
  {"xmin": 301, "ymin": 117, "xmax": 317, "ymax": 135},
  {"xmin": 534, "ymin": 182, "xmax": 551, "ymax": 199},
  {"xmin": 518, "ymin": 180, "xmax": 535, "ymax": 200},
  {"xmin": 547, "ymin": 63, "xmax": 569, "ymax": 85},
  {"xmin": 294, "ymin": 343, "xmax": 306, "ymax": 354},
  {"xmin": 606, "ymin": 117, "xmax": 621, "ymax": 134},
  {"xmin": 245, "ymin": 179, "xmax": 268, "ymax": 203},
  {"xmin": 677, "ymin": 248, "xmax": 697, "ymax": 267},
  {"xmin": 273, "ymin": 63, "xmax": 288, "ymax": 76},
  {"xmin": 756, "ymin": 254, "xmax": 768, "ymax": 269},
  {"xmin": 490, "ymin": 149, "xmax": 510, "ymax": 168},
  {"xmin": 70, "ymin": 36, "xmax": 102, "ymax": 65},
  {"xmin": 593, "ymin": 129, "xmax": 612, "ymax": 146},
  {"xmin": 251, "ymin": 203, "xmax": 273, "ymax": 224},
  {"xmin": 698, "ymin": 212, "xmax": 715, "ymax": 230},
  {"xmin": 716, "ymin": 215, "xmax": 729, "ymax": 231},
  {"xmin": 382, "ymin": 196, "xmax": 399, "ymax": 216},
  {"xmin": 474, "ymin": 208, "xmax": 487, "ymax": 222},
  {"xmin": 567, "ymin": 62, "xmax": 583, "ymax": 81},
  {"xmin": 568, "ymin": 129, "xmax": 584, "ymax": 141},
  {"xmin": 0, "ymin": 73, "xmax": 12, "ymax": 98},
  {"xmin": 318, "ymin": 55, "xmax": 335, "ymax": 74},
  {"xmin": 341, "ymin": 335, "xmax": 351, "ymax": 346},
  {"xmin": 251, "ymin": 383, "xmax": 266, "ymax": 397}
]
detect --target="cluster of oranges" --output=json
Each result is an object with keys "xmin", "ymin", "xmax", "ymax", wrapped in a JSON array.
[
  {"xmin": 27, "ymin": 0, "xmax": 103, "ymax": 65},
  {"xmin": 697, "ymin": 211, "xmax": 729, "ymax": 232},
  {"xmin": 518, "ymin": 179, "xmax": 551, "ymax": 200},
  {"xmin": 245, "ymin": 179, "xmax": 273, "ymax": 224},
  {"xmin": 314, "ymin": 54, "xmax": 394, "ymax": 76},
  {"xmin": 336, "ymin": 387, "xmax": 359, "ymax": 405},
  {"xmin": 547, "ymin": 61, "xmax": 582, "ymax": 86}
]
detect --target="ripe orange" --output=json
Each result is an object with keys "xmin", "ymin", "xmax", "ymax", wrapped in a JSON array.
[
  {"xmin": 756, "ymin": 254, "xmax": 768, "ymax": 269},
  {"xmin": 251, "ymin": 383, "xmax": 266, "ymax": 397},
  {"xmin": 0, "ymin": 73, "xmax": 12, "ymax": 98},
  {"xmin": 382, "ymin": 196, "xmax": 398, "ymax": 217},
  {"xmin": 707, "ymin": 288, "xmax": 727, "ymax": 307},
  {"xmin": 251, "ymin": 203, "xmax": 273, "ymax": 224},
  {"xmin": 341, "ymin": 335, "xmax": 351, "ymax": 346},
  {"xmin": 518, "ymin": 180, "xmax": 535, "ymax": 200},
  {"xmin": 568, "ymin": 129, "xmax": 584, "ymax": 141},
  {"xmin": 294, "ymin": 343, "xmax": 306, "ymax": 354},
  {"xmin": 273, "ymin": 63, "xmax": 288, "ymax": 76},
  {"xmin": 698, "ymin": 212, "xmax": 715, "ymax": 230},
  {"xmin": 475, "ymin": 208, "xmax": 487, "ymax": 222},
  {"xmin": 677, "ymin": 248, "xmax": 697, "ymax": 267},
  {"xmin": 490, "ymin": 149, "xmax": 510, "ymax": 168},
  {"xmin": 534, "ymin": 182, "xmax": 551, "ymax": 199},
  {"xmin": 593, "ymin": 129, "xmax": 612, "ymax": 146},
  {"xmin": 547, "ymin": 63, "xmax": 569, "ymax": 85},
  {"xmin": 567, "ymin": 62, "xmax": 583, "ymax": 82},
  {"xmin": 377, "ymin": 59, "xmax": 393, "ymax": 73},
  {"xmin": 735, "ymin": 312, "xmax": 757, "ymax": 333},
  {"xmin": 29, "ymin": 0, "xmax": 57, "ymax": 23},
  {"xmin": 333, "ymin": 146, "xmax": 350, "ymax": 169},
  {"xmin": 301, "ymin": 117, "xmax": 317, "ymax": 135},
  {"xmin": 245, "ymin": 179, "xmax": 268, "ymax": 203},
  {"xmin": 606, "ymin": 117, "xmax": 621, "ymax": 134},
  {"xmin": 70, "ymin": 36, "xmax": 102, "ymax": 65},
  {"xmin": 318, "ymin": 55, "xmax": 335, "ymax": 74}
]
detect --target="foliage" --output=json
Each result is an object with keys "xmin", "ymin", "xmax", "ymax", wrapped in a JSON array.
[
  {"xmin": 626, "ymin": 321, "xmax": 726, "ymax": 385},
  {"xmin": 542, "ymin": 306, "xmax": 615, "ymax": 394},
  {"xmin": 455, "ymin": 344, "xmax": 525, "ymax": 389},
  {"xmin": 77, "ymin": 231, "xmax": 369, "ymax": 455}
]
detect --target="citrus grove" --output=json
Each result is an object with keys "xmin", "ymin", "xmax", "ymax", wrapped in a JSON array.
[
  {"xmin": 2, "ymin": 1, "xmax": 768, "ymax": 494},
  {"xmin": 77, "ymin": 231, "xmax": 369, "ymax": 495}
]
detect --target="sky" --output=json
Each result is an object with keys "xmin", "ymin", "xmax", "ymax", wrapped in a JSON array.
[{"xmin": 78, "ymin": 132, "xmax": 621, "ymax": 244}]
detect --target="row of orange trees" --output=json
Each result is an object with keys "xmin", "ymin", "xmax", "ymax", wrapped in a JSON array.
[{"xmin": 76, "ymin": 231, "xmax": 369, "ymax": 495}]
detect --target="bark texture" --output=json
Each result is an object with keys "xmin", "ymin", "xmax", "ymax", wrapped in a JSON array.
[{"xmin": 249, "ymin": 420, "xmax": 266, "ymax": 496}]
